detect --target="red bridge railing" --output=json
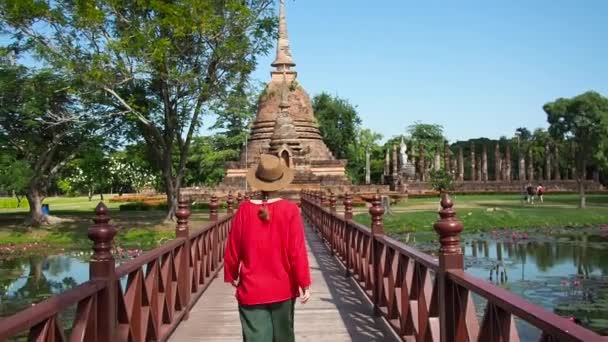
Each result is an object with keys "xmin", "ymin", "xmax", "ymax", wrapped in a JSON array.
[
  {"xmin": 300, "ymin": 190, "xmax": 603, "ymax": 342},
  {"xmin": 0, "ymin": 191, "xmax": 246, "ymax": 342}
]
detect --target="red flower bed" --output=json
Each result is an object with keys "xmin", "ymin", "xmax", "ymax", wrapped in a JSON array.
[{"xmin": 109, "ymin": 195, "xmax": 166, "ymax": 203}]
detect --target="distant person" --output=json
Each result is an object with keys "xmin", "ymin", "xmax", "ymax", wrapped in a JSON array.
[
  {"xmin": 525, "ymin": 183, "xmax": 535, "ymax": 204},
  {"xmin": 536, "ymin": 183, "xmax": 545, "ymax": 203},
  {"xmin": 224, "ymin": 154, "xmax": 311, "ymax": 342}
]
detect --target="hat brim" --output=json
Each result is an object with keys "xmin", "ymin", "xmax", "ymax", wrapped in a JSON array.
[{"xmin": 246, "ymin": 165, "xmax": 295, "ymax": 192}]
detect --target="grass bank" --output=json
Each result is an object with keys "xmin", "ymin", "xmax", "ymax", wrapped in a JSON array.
[
  {"xmin": 0, "ymin": 195, "xmax": 217, "ymax": 253},
  {"xmin": 354, "ymin": 194, "xmax": 608, "ymax": 234}
]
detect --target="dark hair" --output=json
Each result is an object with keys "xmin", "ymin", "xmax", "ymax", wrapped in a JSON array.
[{"xmin": 258, "ymin": 192, "xmax": 270, "ymax": 223}]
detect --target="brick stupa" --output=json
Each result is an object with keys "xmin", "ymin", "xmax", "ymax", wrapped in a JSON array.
[{"xmin": 223, "ymin": 0, "xmax": 349, "ymax": 191}]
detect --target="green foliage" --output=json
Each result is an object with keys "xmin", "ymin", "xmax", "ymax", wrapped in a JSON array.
[
  {"xmin": 0, "ymin": 0, "xmax": 277, "ymax": 218},
  {"xmin": 0, "ymin": 63, "xmax": 102, "ymax": 222},
  {"xmin": 0, "ymin": 153, "xmax": 31, "ymax": 205},
  {"xmin": 545, "ymin": 91, "xmax": 608, "ymax": 171},
  {"xmin": 313, "ymin": 93, "xmax": 362, "ymax": 160},
  {"xmin": 346, "ymin": 128, "xmax": 383, "ymax": 183},
  {"xmin": 312, "ymin": 93, "xmax": 383, "ymax": 183},
  {"xmin": 429, "ymin": 169, "xmax": 454, "ymax": 192},
  {"xmin": 185, "ymin": 136, "xmax": 240, "ymax": 186},
  {"xmin": 544, "ymin": 91, "xmax": 608, "ymax": 206},
  {"xmin": 404, "ymin": 122, "xmax": 447, "ymax": 170}
]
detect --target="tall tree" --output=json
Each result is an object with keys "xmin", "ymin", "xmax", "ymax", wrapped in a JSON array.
[
  {"xmin": 0, "ymin": 65, "xmax": 101, "ymax": 225},
  {"xmin": 544, "ymin": 91, "xmax": 608, "ymax": 208},
  {"xmin": 1, "ymin": 0, "xmax": 276, "ymax": 220},
  {"xmin": 407, "ymin": 122, "xmax": 446, "ymax": 172},
  {"xmin": 0, "ymin": 152, "xmax": 30, "ymax": 207},
  {"xmin": 313, "ymin": 92, "xmax": 362, "ymax": 160},
  {"xmin": 346, "ymin": 128, "xmax": 382, "ymax": 184}
]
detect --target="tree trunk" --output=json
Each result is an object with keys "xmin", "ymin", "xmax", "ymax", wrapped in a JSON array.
[
  {"xmin": 163, "ymin": 170, "xmax": 183, "ymax": 222},
  {"xmin": 578, "ymin": 159, "xmax": 586, "ymax": 209},
  {"xmin": 25, "ymin": 185, "xmax": 48, "ymax": 226},
  {"xmin": 88, "ymin": 189, "xmax": 93, "ymax": 201},
  {"xmin": 578, "ymin": 178, "xmax": 586, "ymax": 208},
  {"xmin": 100, "ymin": 193, "xmax": 104, "ymax": 201}
]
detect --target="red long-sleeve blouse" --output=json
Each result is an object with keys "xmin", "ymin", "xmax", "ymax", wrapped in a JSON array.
[{"xmin": 224, "ymin": 199, "xmax": 311, "ymax": 305}]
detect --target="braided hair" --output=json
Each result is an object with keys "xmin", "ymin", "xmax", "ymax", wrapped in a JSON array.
[{"xmin": 258, "ymin": 192, "xmax": 270, "ymax": 222}]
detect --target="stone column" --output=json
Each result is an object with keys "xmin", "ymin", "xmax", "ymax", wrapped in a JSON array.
[
  {"xmin": 458, "ymin": 147, "xmax": 464, "ymax": 181},
  {"xmin": 470, "ymin": 143, "xmax": 476, "ymax": 181},
  {"xmin": 451, "ymin": 158, "xmax": 458, "ymax": 178},
  {"xmin": 519, "ymin": 150, "xmax": 526, "ymax": 181},
  {"xmin": 505, "ymin": 145, "xmax": 512, "ymax": 182},
  {"xmin": 434, "ymin": 150, "xmax": 441, "ymax": 171},
  {"xmin": 494, "ymin": 144, "xmax": 501, "ymax": 181},
  {"xmin": 444, "ymin": 141, "xmax": 451, "ymax": 172},
  {"xmin": 419, "ymin": 144, "xmax": 426, "ymax": 181},
  {"xmin": 384, "ymin": 149, "xmax": 390, "ymax": 178},
  {"xmin": 545, "ymin": 144, "xmax": 552, "ymax": 181},
  {"xmin": 365, "ymin": 147, "xmax": 371, "ymax": 185},
  {"xmin": 476, "ymin": 156, "xmax": 482, "ymax": 182},
  {"xmin": 482, "ymin": 145, "xmax": 488, "ymax": 182},
  {"xmin": 553, "ymin": 145, "xmax": 561, "ymax": 180},
  {"xmin": 392, "ymin": 145, "xmax": 398, "ymax": 179},
  {"xmin": 527, "ymin": 149, "xmax": 534, "ymax": 181}
]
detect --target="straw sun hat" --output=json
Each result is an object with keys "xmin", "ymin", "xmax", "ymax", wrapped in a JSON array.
[{"xmin": 246, "ymin": 154, "xmax": 295, "ymax": 192}]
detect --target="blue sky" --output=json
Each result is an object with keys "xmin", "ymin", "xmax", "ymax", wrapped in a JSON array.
[{"xmin": 250, "ymin": 0, "xmax": 608, "ymax": 142}]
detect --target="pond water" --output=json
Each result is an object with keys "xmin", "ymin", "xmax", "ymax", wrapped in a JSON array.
[
  {"xmin": 410, "ymin": 229, "xmax": 608, "ymax": 338},
  {"xmin": 1, "ymin": 231, "xmax": 607, "ymax": 339},
  {"xmin": 0, "ymin": 253, "xmax": 90, "ymax": 317}
]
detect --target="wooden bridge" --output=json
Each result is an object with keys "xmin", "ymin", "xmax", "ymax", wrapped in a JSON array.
[{"xmin": 0, "ymin": 191, "xmax": 604, "ymax": 341}]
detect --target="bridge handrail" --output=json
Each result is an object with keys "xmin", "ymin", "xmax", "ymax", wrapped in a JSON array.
[
  {"xmin": 448, "ymin": 270, "xmax": 601, "ymax": 341},
  {"xmin": 0, "ymin": 280, "xmax": 106, "ymax": 339},
  {"xmin": 0, "ymin": 191, "xmax": 244, "ymax": 342},
  {"xmin": 300, "ymin": 189, "xmax": 604, "ymax": 342}
]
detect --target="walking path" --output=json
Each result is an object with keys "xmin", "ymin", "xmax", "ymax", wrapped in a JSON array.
[{"xmin": 170, "ymin": 221, "xmax": 400, "ymax": 341}]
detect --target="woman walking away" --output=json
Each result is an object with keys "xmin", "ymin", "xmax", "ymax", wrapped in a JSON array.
[{"xmin": 224, "ymin": 154, "xmax": 311, "ymax": 342}]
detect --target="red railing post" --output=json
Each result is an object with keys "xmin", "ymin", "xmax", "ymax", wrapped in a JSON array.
[
  {"xmin": 434, "ymin": 193, "xmax": 465, "ymax": 342},
  {"xmin": 175, "ymin": 198, "xmax": 191, "ymax": 319},
  {"xmin": 329, "ymin": 192, "xmax": 337, "ymax": 255},
  {"xmin": 322, "ymin": 192, "xmax": 329, "ymax": 208},
  {"xmin": 227, "ymin": 191, "xmax": 234, "ymax": 215},
  {"xmin": 88, "ymin": 202, "xmax": 117, "ymax": 342},
  {"xmin": 369, "ymin": 192, "xmax": 385, "ymax": 315},
  {"xmin": 344, "ymin": 192, "xmax": 353, "ymax": 277},
  {"xmin": 209, "ymin": 194, "xmax": 219, "ymax": 221},
  {"xmin": 329, "ymin": 192, "xmax": 336, "ymax": 212}
]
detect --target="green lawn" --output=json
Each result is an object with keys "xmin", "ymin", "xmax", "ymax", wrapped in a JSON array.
[
  {"xmin": 0, "ymin": 195, "xmax": 122, "ymax": 212},
  {"xmin": 355, "ymin": 193, "xmax": 608, "ymax": 234},
  {"xmin": 0, "ymin": 195, "xmax": 217, "ymax": 252}
]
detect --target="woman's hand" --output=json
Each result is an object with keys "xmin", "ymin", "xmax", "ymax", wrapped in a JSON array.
[{"xmin": 301, "ymin": 287, "xmax": 311, "ymax": 304}]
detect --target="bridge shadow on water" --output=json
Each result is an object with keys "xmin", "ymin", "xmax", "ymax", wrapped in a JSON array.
[{"xmin": 303, "ymin": 222, "xmax": 400, "ymax": 342}]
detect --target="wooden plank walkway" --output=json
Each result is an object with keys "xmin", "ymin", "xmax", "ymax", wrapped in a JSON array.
[{"xmin": 170, "ymin": 221, "xmax": 400, "ymax": 341}]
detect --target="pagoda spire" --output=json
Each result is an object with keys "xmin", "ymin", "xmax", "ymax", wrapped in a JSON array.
[
  {"xmin": 279, "ymin": 71, "xmax": 290, "ymax": 111},
  {"xmin": 272, "ymin": 0, "xmax": 296, "ymax": 70}
]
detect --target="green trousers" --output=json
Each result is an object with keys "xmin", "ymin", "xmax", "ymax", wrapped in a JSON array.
[{"xmin": 238, "ymin": 299, "xmax": 295, "ymax": 342}]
